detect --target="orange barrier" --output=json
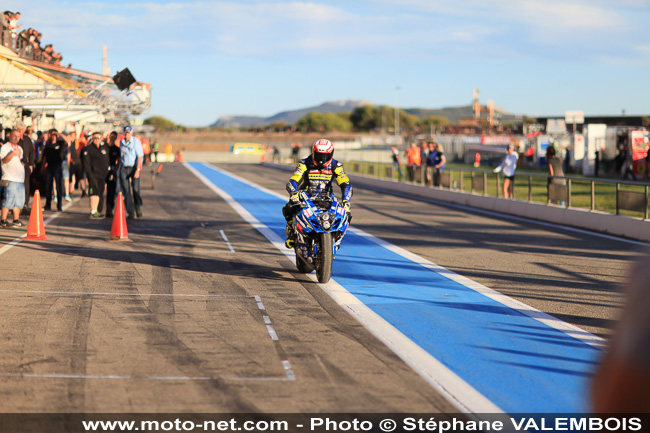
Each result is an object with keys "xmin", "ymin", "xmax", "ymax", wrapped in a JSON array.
[
  {"xmin": 108, "ymin": 192, "xmax": 130, "ymax": 241},
  {"xmin": 25, "ymin": 190, "xmax": 50, "ymax": 241}
]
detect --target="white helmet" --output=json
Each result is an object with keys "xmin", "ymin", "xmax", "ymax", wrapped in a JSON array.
[{"xmin": 312, "ymin": 138, "xmax": 334, "ymax": 168}]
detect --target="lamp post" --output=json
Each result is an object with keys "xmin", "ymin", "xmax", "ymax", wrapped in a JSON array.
[{"xmin": 395, "ymin": 86, "xmax": 400, "ymax": 141}]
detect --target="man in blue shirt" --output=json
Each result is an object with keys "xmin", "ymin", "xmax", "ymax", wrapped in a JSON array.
[{"xmin": 119, "ymin": 126, "xmax": 144, "ymax": 219}]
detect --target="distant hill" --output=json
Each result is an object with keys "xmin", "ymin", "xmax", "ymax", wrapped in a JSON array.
[
  {"xmin": 211, "ymin": 100, "xmax": 370, "ymax": 128},
  {"xmin": 212, "ymin": 101, "xmax": 520, "ymax": 128}
]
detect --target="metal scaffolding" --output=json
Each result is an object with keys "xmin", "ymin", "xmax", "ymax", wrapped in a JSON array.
[{"xmin": 0, "ymin": 44, "xmax": 150, "ymax": 130}]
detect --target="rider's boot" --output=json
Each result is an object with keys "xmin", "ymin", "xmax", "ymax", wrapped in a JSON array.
[{"xmin": 285, "ymin": 222, "xmax": 296, "ymax": 249}]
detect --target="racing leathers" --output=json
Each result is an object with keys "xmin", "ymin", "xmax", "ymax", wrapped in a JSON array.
[{"xmin": 283, "ymin": 156, "xmax": 352, "ymax": 245}]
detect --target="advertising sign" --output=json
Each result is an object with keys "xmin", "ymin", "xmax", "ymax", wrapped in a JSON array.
[{"xmin": 629, "ymin": 130, "xmax": 649, "ymax": 176}]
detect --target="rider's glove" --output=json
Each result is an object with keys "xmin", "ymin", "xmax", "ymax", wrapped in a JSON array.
[
  {"xmin": 343, "ymin": 201, "xmax": 352, "ymax": 223},
  {"xmin": 290, "ymin": 192, "xmax": 300, "ymax": 204}
]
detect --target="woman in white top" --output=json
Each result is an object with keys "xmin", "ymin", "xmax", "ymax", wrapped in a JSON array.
[{"xmin": 493, "ymin": 143, "xmax": 518, "ymax": 199}]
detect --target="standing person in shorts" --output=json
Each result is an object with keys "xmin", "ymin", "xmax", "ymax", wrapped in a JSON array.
[
  {"xmin": 81, "ymin": 131, "xmax": 110, "ymax": 218},
  {"xmin": 493, "ymin": 143, "xmax": 518, "ymax": 199},
  {"xmin": 0, "ymin": 129, "xmax": 26, "ymax": 227}
]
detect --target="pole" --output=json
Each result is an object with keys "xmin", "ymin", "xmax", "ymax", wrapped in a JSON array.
[{"xmin": 395, "ymin": 86, "xmax": 400, "ymax": 141}]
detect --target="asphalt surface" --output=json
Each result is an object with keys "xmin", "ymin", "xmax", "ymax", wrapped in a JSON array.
[
  {"xmin": 0, "ymin": 163, "xmax": 457, "ymax": 413},
  {"xmin": 0, "ymin": 162, "xmax": 643, "ymax": 413}
]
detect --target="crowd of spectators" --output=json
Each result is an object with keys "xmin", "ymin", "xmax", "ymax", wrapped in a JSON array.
[
  {"xmin": 0, "ymin": 124, "xmax": 152, "ymax": 227},
  {"xmin": 1, "ymin": 10, "xmax": 64, "ymax": 66}
]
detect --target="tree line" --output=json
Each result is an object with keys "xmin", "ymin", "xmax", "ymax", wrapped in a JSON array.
[
  {"xmin": 144, "ymin": 105, "xmax": 450, "ymax": 134},
  {"xmin": 294, "ymin": 105, "xmax": 449, "ymax": 133}
]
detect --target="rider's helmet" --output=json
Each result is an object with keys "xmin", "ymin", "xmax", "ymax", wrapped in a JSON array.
[{"xmin": 312, "ymin": 139, "xmax": 334, "ymax": 169}]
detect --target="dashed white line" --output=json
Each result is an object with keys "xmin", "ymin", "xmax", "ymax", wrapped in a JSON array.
[
  {"xmin": 254, "ymin": 295, "xmax": 266, "ymax": 311},
  {"xmin": 282, "ymin": 361, "xmax": 296, "ymax": 381},
  {"xmin": 266, "ymin": 325, "xmax": 279, "ymax": 341},
  {"xmin": 220, "ymin": 229, "xmax": 236, "ymax": 252}
]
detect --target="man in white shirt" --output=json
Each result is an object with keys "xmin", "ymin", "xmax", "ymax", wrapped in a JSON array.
[
  {"xmin": 493, "ymin": 143, "xmax": 519, "ymax": 200},
  {"xmin": 0, "ymin": 129, "xmax": 26, "ymax": 227}
]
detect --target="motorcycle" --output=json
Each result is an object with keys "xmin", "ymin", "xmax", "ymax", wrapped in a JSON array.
[{"xmin": 289, "ymin": 190, "xmax": 350, "ymax": 283}]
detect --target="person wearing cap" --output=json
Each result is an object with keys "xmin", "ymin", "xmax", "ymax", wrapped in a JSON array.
[
  {"xmin": 81, "ymin": 132, "xmax": 110, "ymax": 218},
  {"xmin": 119, "ymin": 126, "xmax": 144, "ymax": 219}
]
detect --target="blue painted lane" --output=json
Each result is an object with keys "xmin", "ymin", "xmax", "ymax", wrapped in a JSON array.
[{"xmin": 191, "ymin": 162, "xmax": 600, "ymax": 413}]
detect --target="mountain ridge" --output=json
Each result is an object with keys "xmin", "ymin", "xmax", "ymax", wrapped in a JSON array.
[{"xmin": 211, "ymin": 100, "xmax": 518, "ymax": 127}]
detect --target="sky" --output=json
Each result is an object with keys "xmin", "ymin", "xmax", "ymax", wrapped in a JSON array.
[{"xmin": 7, "ymin": 0, "xmax": 650, "ymax": 126}]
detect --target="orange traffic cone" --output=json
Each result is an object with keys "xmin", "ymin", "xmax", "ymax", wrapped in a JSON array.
[
  {"xmin": 108, "ymin": 192, "xmax": 130, "ymax": 241},
  {"xmin": 25, "ymin": 190, "xmax": 50, "ymax": 241}
]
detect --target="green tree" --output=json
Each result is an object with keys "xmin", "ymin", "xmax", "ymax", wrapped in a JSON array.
[
  {"xmin": 419, "ymin": 116, "xmax": 449, "ymax": 129},
  {"xmin": 268, "ymin": 121, "xmax": 289, "ymax": 132},
  {"xmin": 350, "ymin": 105, "xmax": 377, "ymax": 131},
  {"xmin": 144, "ymin": 116, "xmax": 178, "ymax": 131},
  {"xmin": 399, "ymin": 111, "xmax": 420, "ymax": 132},
  {"xmin": 296, "ymin": 112, "xmax": 352, "ymax": 133}
]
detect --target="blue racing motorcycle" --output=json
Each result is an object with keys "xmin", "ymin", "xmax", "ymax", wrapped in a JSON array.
[{"xmin": 290, "ymin": 191, "xmax": 350, "ymax": 283}]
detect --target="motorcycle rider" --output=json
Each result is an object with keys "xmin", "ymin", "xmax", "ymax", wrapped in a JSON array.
[{"xmin": 283, "ymin": 138, "xmax": 352, "ymax": 248}]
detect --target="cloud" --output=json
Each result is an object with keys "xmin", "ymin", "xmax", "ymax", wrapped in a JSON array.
[{"xmin": 11, "ymin": 0, "xmax": 650, "ymax": 64}]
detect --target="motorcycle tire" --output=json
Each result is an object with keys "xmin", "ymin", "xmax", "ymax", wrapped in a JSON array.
[
  {"xmin": 316, "ymin": 232, "xmax": 333, "ymax": 283},
  {"xmin": 295, "ymin": 249, "xmax": 312, "ymax": 273}
]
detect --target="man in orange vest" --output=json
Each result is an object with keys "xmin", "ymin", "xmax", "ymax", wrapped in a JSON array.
[{"xmin": 405, "ymin": 142, "xmax": 421, "ymax": 182}]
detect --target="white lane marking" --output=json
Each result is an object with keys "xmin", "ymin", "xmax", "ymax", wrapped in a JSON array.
[
  {"xmin": 0, "ymin": 373, "xmax": 294, "ymax": 381},
  {"xmin": 282, "ymin": 360, "xmax": 296, "ymax": 381},
  {"xmin": 184, "ymin": 162, "xmax": 501, "ymax": 413},
  {"xmin": 266, "ymin": 325, "xmax": 279, "ymax": 341},
  {"xmin": 254, "ymin": 295, "xmax": 266, "ymax": 310},
  {"xmin": 0, "ymin": 197, "xmax": 79, "ymax": 258},
  {"xmin": 0, "ymin": 289, "xmax": 253, "ymax": 298},
  {"xmin": 220, "ymin": 229, "xmax": 236, "ymax": 252},
  {"xmin": 363, "ymin": 183, "xmax": 648, "ymax": 247},
  {"xmin": 350, "ymin": 227, "xmax": 606, "ymax": 349},
  {"xmin": 0, "ymin": 233, "xmax": 27, "ymax": 256}
]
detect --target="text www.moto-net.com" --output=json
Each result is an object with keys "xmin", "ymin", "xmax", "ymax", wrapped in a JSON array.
[{"xmin": 82, "ymin": 419, "xmax": 290, "ymax": 432}]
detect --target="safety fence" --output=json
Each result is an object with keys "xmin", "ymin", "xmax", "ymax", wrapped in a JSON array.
[{"xmin": 343, "ymin": 161, "xmax": 650, "ymax": 219}]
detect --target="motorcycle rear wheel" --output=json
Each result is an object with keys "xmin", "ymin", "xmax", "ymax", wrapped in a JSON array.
[{"xmin": 295, "ymin": 249, "xmax": 312, "ymax": 273}]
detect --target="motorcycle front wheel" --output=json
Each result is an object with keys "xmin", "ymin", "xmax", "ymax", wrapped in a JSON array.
[{"xmin": 315, "ymin": 232, "xmax": 333, "ymax": 283}]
